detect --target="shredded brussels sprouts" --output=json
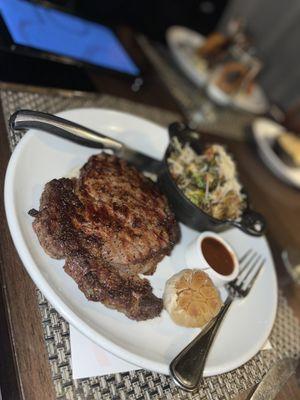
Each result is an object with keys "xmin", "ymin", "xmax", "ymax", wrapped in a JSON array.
[{"xmin": 167, "ymin": 138, "xmax": 246, "ymax": 220}]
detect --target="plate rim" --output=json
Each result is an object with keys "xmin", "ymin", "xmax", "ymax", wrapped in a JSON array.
[
  {"xmin": 166, "ymin": 25, "xmax": 209, "ymax": 87},
  {"xmin": 4, "ymin": 107, "xmax": 278, "ymax": 376},
  {"xmin": 207, "ymin": 73, "xmax": 268, "ymax": 114},
  {"xmin": 252, "ymin": 117, "xmax": 300, "ymax": 187}
]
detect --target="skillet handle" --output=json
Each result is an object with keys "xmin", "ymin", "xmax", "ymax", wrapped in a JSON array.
[
  {"xmin": 168, "ymin": 122, "xmax": 201, "ymax": 140},
  {"xmin": 168, "ymin": 122, "xmax": 191, "ymax": 138},
  {"xmin": 9, "ymin": 109, "xmax": 123, "ymax": 151},
  {"xmin": 232, "ymin": 210, "xmax": 266, "ymax": 236}
]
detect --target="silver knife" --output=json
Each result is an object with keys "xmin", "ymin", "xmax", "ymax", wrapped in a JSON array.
[
  {"xmin": 9, "ymin": 109, "xmax": 163, "ymax": 174},
  {"xmin": 246, "ymin": 358, "xmax": 298, "ymax": 400}
]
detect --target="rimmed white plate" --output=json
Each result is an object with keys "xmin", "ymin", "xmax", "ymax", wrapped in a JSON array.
[
  {"xmin": 166, "ymin": 26, "xmax": 209, "ymax": 87},
  {"xmin": 207, "ymin": 69, "xmax": 269, "ymax": 114},
  {"xmin": 252, "ymin": 117, "xmax": 300, "ymax": 188},
  {"xmin": 5, "ymin": 108, "xmax": 277, "ymax": 376}
]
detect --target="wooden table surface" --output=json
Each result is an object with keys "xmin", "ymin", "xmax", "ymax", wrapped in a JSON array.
[{"xmin": 0, "ymin": 32, "xmax": 299, "ymax": 400}]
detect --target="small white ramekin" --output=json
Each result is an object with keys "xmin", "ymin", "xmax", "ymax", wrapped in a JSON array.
[{"xmin": 185, "ymin": 231, "xmax": 239, "ymax": 287}]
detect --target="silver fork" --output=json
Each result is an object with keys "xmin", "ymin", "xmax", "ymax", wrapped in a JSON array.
[{"xmin": 169, "ymin": 250, "xmax": 265, "ymax": 392}]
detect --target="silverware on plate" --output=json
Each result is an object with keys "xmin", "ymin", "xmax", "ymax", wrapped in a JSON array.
[
  {"xmin": 9, "ymin": 109, "xmax": 162, "ymax": 174},
  {"xmin": 170, "ymin": 249, "xmax": 265, "ymax": 392}
]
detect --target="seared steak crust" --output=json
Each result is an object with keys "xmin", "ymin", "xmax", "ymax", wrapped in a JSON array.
[
  {"xmin": 32, "ymin": 178, "xmax": 83, "ymax": 259},
  {"xmin": 64, "ymin": 254, "xmax": 163, "ymax": 320},
  {"xmin": 31, "ymin": 154, "xmax": 179, "ymax": 320}
]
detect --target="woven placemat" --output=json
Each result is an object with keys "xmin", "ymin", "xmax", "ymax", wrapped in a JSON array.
[
  {"xmin": 1, "ymin": 85, "xmax": 300, "ymax": 400},
  {"xmin": 138, "ymin": 36, "xmax": 256, "ymax": 142}
]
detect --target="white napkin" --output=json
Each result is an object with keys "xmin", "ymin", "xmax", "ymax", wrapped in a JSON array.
[
  {"xmin": 71, "ymin": 326, "xmax": 138, "ymax": 379},
  {"xmin": 261, "ymin": 339, "xmax": 272, "ymax": 351},
  {"xmin": 71, "ymin": 326, "xmax": 273, "ymax": 380}
]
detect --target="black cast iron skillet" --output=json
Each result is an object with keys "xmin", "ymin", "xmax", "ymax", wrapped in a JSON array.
[{"xmin": 158, "ymin": 122, "xmax": 266, "ymax": 236}]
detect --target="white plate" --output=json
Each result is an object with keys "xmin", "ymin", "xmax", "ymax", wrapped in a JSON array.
[
  {"xmin": 166, "ymin": 26, "xmax": 209, "ymax": 87},
  {"xmin": 252, "ymin": 118, "xmax": 300, "ymax": 187},
  {"xmin": 207, "ymin": 69, "xmax": 269, "ymax": 114},
  {"xmin": 5, "ymin": 108, "xmax": 277, "ymax": 376}
]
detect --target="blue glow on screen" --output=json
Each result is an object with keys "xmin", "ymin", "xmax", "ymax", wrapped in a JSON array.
[{"xmin": 0, "ymin": 0, "xmax": 140, "ymax": 75}]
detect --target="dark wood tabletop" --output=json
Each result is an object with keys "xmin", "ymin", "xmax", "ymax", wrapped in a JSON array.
[{"xmin": 0, "ymin": 31, "xmax": 299, "ymax": 400}]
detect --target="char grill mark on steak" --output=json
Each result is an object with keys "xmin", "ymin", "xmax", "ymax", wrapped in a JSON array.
[
  {"xmin": 30, "ymin": 153, "xmax": 180, "ymax": 320},
  {"xmin": 64, "ymin": 255, "xmax": 163, "ymax": 320},
  {"xmin": 75, "ymin": 154, "xmax": 179, "ymax": 273}
]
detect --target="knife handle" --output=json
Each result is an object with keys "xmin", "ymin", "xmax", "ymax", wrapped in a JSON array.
[
  {"xmin": 246, "ymin": 358, "xmax": 298, "ymax": 400},
  {"xmin": 9, "ymin": 109, "xmax": 123, "ymax": 151}
]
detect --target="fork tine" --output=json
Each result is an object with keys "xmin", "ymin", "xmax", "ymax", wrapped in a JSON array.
[
  {"xmin": 229, "ymin": 250, "xmax": 255, "ymax": 287},
  {"xmin": 230, "ymin": 251, "xmax": 264, "ymax": 293},
  {"xmin": 239, "ymin": 251, "xmax": 257, "ymax": 276},
  {"xmin": 242, "ymin": 254, "xmax": 262, "ymax": 282},
  {"xmin": 243, "ymin": 258, "xmax": 265, "ymax": 294},
  {"xmin": 238, "ymin": 249, "xmax": 253, "ymax": 264}
]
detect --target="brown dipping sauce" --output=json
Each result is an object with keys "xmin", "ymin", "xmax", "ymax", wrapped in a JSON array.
[{"xmin": 201, "ymin": 237, "xmax": 234, "ymax": 276}]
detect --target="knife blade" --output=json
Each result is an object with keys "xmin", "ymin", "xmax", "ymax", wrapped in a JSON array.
[
  {"xmin": 9, "ymin": 109, "xmax": 163, "ymax": 174},
  {"xmin": 246, "ymin": 358, "xmax": 298, "ymax": 400},
  {"xmin": 118, "ymin": 146, "xmax": 163, "ymax": 175}
]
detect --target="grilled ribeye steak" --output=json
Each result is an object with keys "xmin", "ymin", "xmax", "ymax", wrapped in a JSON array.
[{"xmin": 30, "ymin": 153, "xmax": 179, "ymax": 320}]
